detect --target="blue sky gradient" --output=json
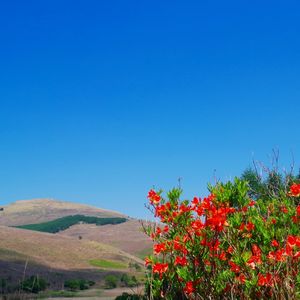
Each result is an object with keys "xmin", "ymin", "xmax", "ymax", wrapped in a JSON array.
[{"xmin": 0, "ymin": 1, "xmax": 299, "ymax": 218}]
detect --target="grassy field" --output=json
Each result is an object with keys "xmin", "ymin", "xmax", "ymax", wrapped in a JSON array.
[{"xmin": 89, "ymin": 259, "xmax": 127, "ymax": 269}]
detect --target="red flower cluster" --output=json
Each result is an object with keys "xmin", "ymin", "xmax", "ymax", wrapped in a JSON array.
[
  {"xmin": 148, "ymin": 189, "xmax": 161, "ymax": 205},
  {"xmin": 258, "ymin": 273, "xmax": 274, "ymax": 287},
  {"xmin": 174, "ymin": 256, "xmax": 188, "ymax": 266},
  {"xmin": 145, "ymin": 180, "xmax": 300, "ymax": 299},
  {"xmin": 289, "ymin": 183, "xmax": 300, "ymax": 197},
  {"xmin": 184, "ymin": 281, "xmax": 195, "ymax": 294},
  {"xmin": 152, "ymin": 262, "xmax": 168, "ymax": 278}
]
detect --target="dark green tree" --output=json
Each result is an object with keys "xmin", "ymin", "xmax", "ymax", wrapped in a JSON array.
[{"xmin": 20, "ymin": 275, "xmax": 47, "ymax": 293}]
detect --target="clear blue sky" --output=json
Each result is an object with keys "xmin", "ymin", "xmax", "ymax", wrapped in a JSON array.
[{"xmin": 0, "ymin": 1, "xmax": 299, "ymax": 218}]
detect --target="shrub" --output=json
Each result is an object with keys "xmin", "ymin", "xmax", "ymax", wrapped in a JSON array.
[
  {"xmin": 144, "ymin": 179, "xmax": 300, "ymax": 299},
  {"xmin": 120, "ymin": 273, "xmax": 138, "ymax": 287},
  {"xmin": 115, "ymin": 292, "xmax": 146, "ymax": 299},
  {"xmin": 104, "ymin": 275, "xmax": 118, "ymax": 289},
  {"xmin": 64, "ymin": 279, "xmax": 94, "ymax": 291},
  {"xmin": 20, "ymin": 275, "xmax": 47, "ymax": 293}
]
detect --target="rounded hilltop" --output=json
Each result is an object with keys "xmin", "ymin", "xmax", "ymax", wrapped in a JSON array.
[{"xmin": 0, "ymin": 198, "xmax": 125, "ymax": 226}]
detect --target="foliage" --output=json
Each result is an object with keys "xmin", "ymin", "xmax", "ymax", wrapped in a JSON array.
[
  {"xmin": 64, "ymin": 278, "xmax": 94, "ymax": 291},
  {"xmin": 144, "ymin": 179, "xmax": 300, "ymax": 299},
  {"xmin": 241, "ymin": 166, "xmax": 300, "ymax": 201},
  {"xmin": 89, "ymin": 259, "xmax": 127, "ymax": 269},
  {"xmin": 39, "ymin": 290, "xmax": 77, "ymax": 297},
  {"xmin": 20, "ymin": 275, "xmax": 47, "ymax": 293},
  {"xmin": 104, "ymin": 275, "xmax": 118, "ymax": 289},
  {"xmin": 120, "ymin": 273, "xmax": 138, "ymax": 287},
  {"xmin": 115, "ymin": 292, "xmax": 147, "ymax": 299},
  {"xmin": 15, "ymin": 215, "xmax": 127, "ymax": 233}
]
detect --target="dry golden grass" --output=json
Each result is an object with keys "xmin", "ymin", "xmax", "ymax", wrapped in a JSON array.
[
  {"xmin": 0, "ymin": 225, "xmax": 143, "ymax": 270},
  {"xmin": 58, "ymin": 219, "xmax": 153, "ymax": 257}
]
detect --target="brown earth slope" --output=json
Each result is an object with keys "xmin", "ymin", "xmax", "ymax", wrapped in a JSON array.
[
  {"xmin": 58, "ymin": 219, "xmax": 153, "ymax": 257},
  {"xmin": 0, "ymin": 225, "xmax": 144, "ymax": 290},
  {"xmin": 0, "ymin": 225, "xmax": 142, "ymax": 270}
]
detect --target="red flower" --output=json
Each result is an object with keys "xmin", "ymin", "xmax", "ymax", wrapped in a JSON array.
[
  {"xmin": 154, "ymin": 242, "xmax": 167, "ymax": 255},
  {"xmin": 239, "ymin": 223, "xmax": 245, "ymax": 231},
  {"xmin": 252, "ymin": 244, "xmax": 261, "ymax": 256},
  {"xmin": 267, "ymin": 251, "xmax": 276, "ymax": 261},
  {"xmin": 287, "ymin": 235, "xmax": 297, "ymax": 248},
  {"xmin": 184, "ymin": 281, "xmax": 195, "ymax": 295},
  {"xmin": 271, "ymin": 239, "xmax": 279, "ymax": 247},
  {"xmin": 289, "ymin": 183, "xmax": 300, "ymax": 197},
  {"xmin": 219, "ymin": 251, "xmax": 227, "ymax": 261},
  {"xmin": 153, "ymin": 263, "xmax": 168, "ymax": 277},
  {"xmin": 247, "ymin": 255, "xmax": 262, "ymax": 269},
  {"xmin": 258, "ymin": 273, "xmax": 273, "ymax": 287},
  {"xmin": 179, "ymin": 203, "xmax": 190, "ymax": 213},
  {"xmin": 148, "ymin": 189, "xmax": 161, "ymax": 205},
  {"xmin": 249, "ymin": 200, "xmax": 256, "ymax": 207},
  {"xmin": 294, "ymin": 251, "xmax": 300, "ymax": 259},
  {"xmin": 191, "ymin": 220, "xmax": 204, "ymax": 231},
  {"xmin": 236, "ymin": 273, "xmax": 246, "ymax": 284},
  {"xmin": 268, "ymin": 249, "xmax": 286, "ymax": 262},
  {"xmin": 174, "ymin": 256, "xmax": 188, "ymax": 266},
  {"xmin": 286, "ymin": 235, "xmax": 300, "ymax": 249},
  {"xmin": 227, "ymin": 246, "xmax": 234, "ymax": 254},
  {"xmin": 145, "ymin": 257, "xmax": 152, "ymax": 266},
  {"xmin": 229, "ymin": 261, "xmax": 240, "ymax": 273},
  {"xmin": 191, "ymin": 197, "xmax": 200, "ymax": 206},
  {"xmin": 246, "ymin": 222, "xmax": 255, "ymax": 232},
  {"xmin": 173, "ymin": 239, "xmax": 188, "ymax": 255}
]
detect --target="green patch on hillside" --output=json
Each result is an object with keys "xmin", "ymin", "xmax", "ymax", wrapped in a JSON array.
[
  {"xmin": 15, "ymin": 215, "xmax": 127, "ymax": 233},
  {"xmin": 89, "ymin": 259, "xmax": 127, "ymax": 269}
]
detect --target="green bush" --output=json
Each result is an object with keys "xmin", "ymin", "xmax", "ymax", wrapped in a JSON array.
[
  {"xmin": 104, "ymin": 275, "xmax": 118, "ymax": 289},
  {"xmin": 20, "ymin": 275, "xmax": 47, "ymax": 293},
  {"xmin": 144, "ymin": 176, "xmax": 300, "ymax": 299},
  {"xmin": 120, "ymin": 274, "xmax": 138, "ymax": 287},
  {"xmin": 64, "ymin": 279, "xmax": 94, "ymax": 291},
  {"xmin": 115, "ymin": 292, "xmax": 146, "ymax": 300}
]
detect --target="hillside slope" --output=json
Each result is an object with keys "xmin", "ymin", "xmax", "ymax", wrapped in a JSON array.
[
  {"xmin": 59, "ymin": 219, "xmax": 153, "ymax": 257},
  {"xmin": 0, "ymin": 198, "xmax": 125, "ymax": 226},
  {"xmin": 0, "ymin": 225, "xmax": 142, "ymax": 270}
]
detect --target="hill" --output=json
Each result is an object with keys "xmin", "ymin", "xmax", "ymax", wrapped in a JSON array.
[
  {"xmin": 0, "ymin": 225, "xmax": 143, "ymax": 291},
  {"xmin": 0, "ymin": 198, "xmax": 152, "ymax": 295},
  {"xmin": 0, "ymin": 198, "xmax": 125, "ymax": 226},
  {"xmin": 0, "ymin": 225, "xmax": 142, "ymax": 270},
  {"xmin": 0, "ymin": 198, "xmax": 153, "ymax": 258}
]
